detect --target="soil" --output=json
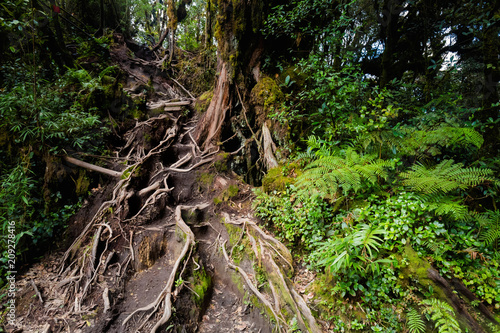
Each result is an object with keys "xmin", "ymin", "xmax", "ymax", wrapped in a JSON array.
[{"xmin": 8, "ymin": 34, "xmax": 321, "ymax": 333}]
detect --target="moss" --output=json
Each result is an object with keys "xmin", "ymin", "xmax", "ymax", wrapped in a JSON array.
[
  {"xmin": 196, "ymin": 171, "xmax": 215, "ymax": 193},
  {"xmin": 251, "ymin": 77, "xmax": 284, "ymax": 113},
  {"xmin": 223, "ymin": 222, "xmax": 249, "ymax": 265},
  {"xmin": 262, "ymin": 167, "xmax": 295, "ymax": 193},
  {"xmin": 130, "ymin": 107, "xmax": 144, "ymax": 120},
  {"xmin": 214, "ymin": 152, "xmax": 229, "ymax": 172},
  {"xmin": 214, "ymin": 184, "xmax": 239, "ymax": 205},
  {"xmin": 191, "ymin": 266, "xmax": 212, "ymax": 306},
  {"xmin": 194, "ymin": 90, "xmax": 214, "ymax": 114},
  {"xmin": 262, "ymin": 163, "xmax": 301, "ymax": 193},
  {"xmin": 75, "ymin": 169, "xmax": 90, "ymax": 196},
  {"xmin": 399, "ymin": 244, "xmax": 447, "ymax": 302}
]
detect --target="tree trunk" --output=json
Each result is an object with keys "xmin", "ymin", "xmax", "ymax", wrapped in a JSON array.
[
  {"xmin": 204, "ymin": 0, "xmax": 212, "ymax": 50},
  {"xmin": 479, "ymin": 0, "xmax": 500, "ymax": 155},
  {"xmin": 379, "ymin": 0, "xmax": 401, "ymax": 87},
  {"xmin": 194, "ymin": 61, "xmax": 231, "ymax": 149}
]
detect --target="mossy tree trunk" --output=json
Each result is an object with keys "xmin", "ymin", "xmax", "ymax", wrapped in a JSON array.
[
  {"xmin": 194, "ymin": 0, "xmax": 269, "ymax": 150},
  {"xmin": 402, "ymin": 244, "xmax": 498, "ymax": 332}
]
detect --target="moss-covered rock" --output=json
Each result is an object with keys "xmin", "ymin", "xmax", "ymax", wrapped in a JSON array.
[{"xmin": 262, "ymin": 163, "xmax": 301, "ymax": 193}]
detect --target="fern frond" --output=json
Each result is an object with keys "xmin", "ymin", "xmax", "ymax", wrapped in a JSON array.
[
  {"xmin": 477, "ymin": 210, "xmax": 500, "ymax": 246},
  {"xmin": 356, "ymin": 127, "xmax": 484, "ymax": 157},
  {"xmin": 421, "ymin": 193, "xmax": 470, "ymax": 220},
  {"xmin": 420, "ymin": 298, "xmax": 462, "ymax": 333},
  {"xmin": 401, "ymin": 160, "xmax": 495, "ymax": 194},
  {"xmin": 407, "ymin": 308, "xmax": 426, "ymax": 333},
  {"xmin": 400, "ymin": 127, "xmax": 484, "ymax": 156},
  {"xmin": 296, "ymin": 148, "xmax": 396, "ymax": 198}
]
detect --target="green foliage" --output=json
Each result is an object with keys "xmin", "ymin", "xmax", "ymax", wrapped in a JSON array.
[
  {"xmin": 406, "ymin": 308, "xmax": 425, "ymax": 333},
  {"xmin": 296, "ymin": 147, "xmax": 396, "ymax": 197},
  {"xmin": 420, "ymin": 299, "xmax": 462, "ymax": 333},
  {"xmin": 0, "ymin": 67, "xmax": 112, "ymax": 153},
  {"xmin": 400, "ymin": 127, "xmax": 484, "ymax": 156},
  {"xmin": 253, "ymin": 187, "xmax": 334, "ymax": 250},
  {"xmin": 311, "ymin": 224, "xmax": 390, "ymax": 275},
  {"xmin": 477, "ymin": 210, "xmax": 500, "ymax": 247},
  {"xmin": 401, "ymin": 160, "xmax": 495, "ymax": 195}
]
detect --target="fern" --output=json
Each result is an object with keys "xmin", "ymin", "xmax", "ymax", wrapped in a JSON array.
[
  {"xmin": 420, "ymin": 298, "xmax": 462, "ymax": 333},
  {"xmin": 296, "ymin": 147, "xmax": 396, "ymax": 198},
  {"xmin": 422, "ymin": 193, "xmax": 470, "ymax": 220},
  {"xmin": 400, "ymin": 127, "xmax": 484, "ymax": 156},
  {"xmin": 477, "ymin": 210, "xmax": 500, "ymax": 247},
  {"xmin": 355, "ymin": 127, "xmax": 484, "ymax": 157},
  {"xmin": 401, "ymin": 159, "xmax": 495, "ymax": 195},
  {"xmin": 407, "ymin": 308, "xmax": 425, "ymax": 333}
]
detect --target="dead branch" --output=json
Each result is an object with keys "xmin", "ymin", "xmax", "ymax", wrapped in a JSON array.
[
  {"xmin": 31, "ymin": 280, "xmax": 43, "ymax": 304},
  {"xmin": 261, "ymin": 123, "xmax": 278, "ymax": 169},
  {"xmin": 103, "ymin": 287, "xmax": 111, "ymax": 313},
  {"xmin": 63, "ymin": 156, "xmax": 122, "ymax": 178},
  {"xmin": 147, "ymin": 100, "xmax": 191, "ymax": 110}
]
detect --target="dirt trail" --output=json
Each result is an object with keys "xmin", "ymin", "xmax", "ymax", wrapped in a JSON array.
[{"xmin": 11, "ymin": 36, "xmax": 321, "ymax": 333}]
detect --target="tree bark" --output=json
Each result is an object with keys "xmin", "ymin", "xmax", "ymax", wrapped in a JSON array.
[{"xmin": 194, "ymin": 61, "xmax": 231, "ymax": 149}]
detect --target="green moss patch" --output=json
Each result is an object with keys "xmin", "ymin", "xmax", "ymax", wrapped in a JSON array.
[{"xmin": 194, "ymin": 90, "xmax": 214, "ymax": 114}]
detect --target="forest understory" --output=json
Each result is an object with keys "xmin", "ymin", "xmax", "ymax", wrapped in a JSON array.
[
  {"xmin": 10, "ymin": 35, "xmax": 320, "ymax": 333},
  {"xmin": 2, "ymin": 1, "xmax": 500, "ymax": 333}
]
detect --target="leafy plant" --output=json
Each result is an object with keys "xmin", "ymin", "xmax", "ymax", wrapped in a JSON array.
[
  {"xmin": 311, "ymin": 224, "xmax": 391, "ymax": 274},
  {"xmin": 296, "ymin": 147, "xmax": 396, "ymax": 198},
  {"xmin": 253, "ymin": 187, "xmax": 334, "ymax": 250},
  {"xmin": 477, "ymin": 210, "xmax": 500, "ymax": 248},
  {"xmin": 420, "ymin": 298, "xmax": 462, "ymax": 333},
  {"xmin": 401, "ymin": 160, "xmax": 495, "ymax": 195},
  {"xmin": 406, "ymin": 308, "xmax": 425, "ymax": 333}
]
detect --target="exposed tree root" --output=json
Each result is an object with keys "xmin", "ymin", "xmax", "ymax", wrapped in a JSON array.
[
  {"xmin": 222, "ymin": 213, "xmax": 321, "ymax": 333},
  {"xmin": 123, "ymin": 203, "xmax": 209, "ymax": 333},
  {"xmin": 221, "ymin": 240, "xmax": 287, "ymax": 332},
  {"xmin": 18, "ymin": 42, "xmax": 324, "ymax": 333}
]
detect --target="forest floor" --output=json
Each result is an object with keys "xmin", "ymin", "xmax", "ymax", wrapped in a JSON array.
[{"xmin": 11, "ymin": 36, "xmax": 321, "ymax": 333}]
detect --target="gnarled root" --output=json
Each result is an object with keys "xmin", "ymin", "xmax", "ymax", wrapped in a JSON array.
[
  {"xmin": 122, "ymin": 203, "xmax": 209, "ymax": 333},
  {"xmin": 222, "ymin": 213, "xmax": 321, "ymax": 333}
]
